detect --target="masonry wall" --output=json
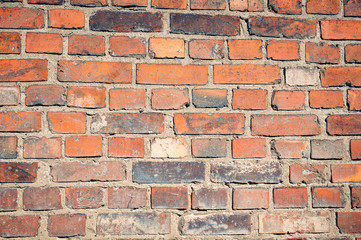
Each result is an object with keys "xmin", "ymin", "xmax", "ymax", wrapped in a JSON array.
[{"xmin": 0, "ymin": 0, "xmax": 361, "ymax": 239}]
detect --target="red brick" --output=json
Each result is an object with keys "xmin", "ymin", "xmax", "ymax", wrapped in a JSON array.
[
  {"xmin": 290, "ymin": 164, "xmax": 327, "ymax": 183},
  {"xmin": 0, "ymin": 162, "xmax": 37, "ymax": 183},
  {"xmin": 228, "ymin": 39, "xmax": 262, "ymax": 60},
  {"xmin": 109, "ymin": 36, "xmax": 146, "ymax": 57},
  {"xmin": 48, "ymin": 112, "xmax": 86, "ymax": 133},
  {"xmin": 351, "ymin": 187, "xmax": 361, "ymax": 208},
  {"xmin": 58, "ymin": 60, "xmax": 131, "ymax": 83},
  {"xmin": 348, "ymin": 90, "xmax": 361, "ymax": 111},
  {"xmin": 327, "ymin": 115, "xmax": 361, "ymax": 135},
  {"xmin": 312, "ymin": 187, "xmax": 345, "ymax": 208},
  {"xmin": 259, "ymin": 212, "xmax": 330, "ymax": 233},
  {"xmin": 232, "ymin": 138, "xmax": 266, "ymax": 158},
  {"xmin": 0, "ymin": 136, "xmax": 17, "ymax": 159},
  {"xmin": 214, "ymin": 65, "xmax": 280, "ymax": 84},
  {"xmin": 230, "ymin": 0, "xmax": 263, "ymax": 11},
  {"xmin": 306, "ymin": 42, "xmax": 339, "ymax": 64},
  {"xmin": 67, "ymin": 86, "xmax": 106, "ymax": 109},
  {"xmin": 192, "ymin": 138, "xmax": 227, "ymax": 158},
  {"xmin": 309, "ymin": 90, "xmax": 343, "ymax": 109},
  {"xmin": 345, "ymin": 44, "xmax": 361, "ymax": 63},
  {"xmin": 49, "ymin": 9, "xmax": 84, "ymax": 29},
  {"xmin": 0, "ymin": 215, "xmax": 39, "ymax": 237},
  {"xmin": 344, "ymin": 0, "xmax": 361, "ymax": 16},
  {"xmin": 249, "ymin": 17, "xmax": 317, "ymax": 38},
  {"xmin": 321, "ymin": 67, "xmax": 361, "ymax": 87},
  {"xmin": 68, "ymin": 35, "xmax": 105, "ymax": 56},
  {"xmin": 192, "ymin": 89, "xmax": 227, "ymax": 108},
  {"xmin": 171, "ymin": 14, "xmax": 239, "ymax": 36},
  {"xmin": 26, "ymin": 32, "xmax": 62, "ymax": 54},
  {"xmin": 71, "ymin": 0, "xmax": 107, "ymax": 6},
  {"xmin": 189, "ymin": 39, "xmax": 225, "ymax": 59},
  {"xmin": 321, "ymin": 20, "xmax": 361, "ymax": 40},
  {"xmin": 337, "ymin": 212, "xmax": 361, "ymax": 233},
  {"xmin": 65, "ymin": 136, "xmax": 102, "ymax": 157},
  {"xmin": 152, "ymin": 187, "xmax": 188, "ymax": 209},
  {"xmin": 269, "ymin": 0, "xmax": 302, "ymax": 14},
  {"xmin": 51, "ymin": 161, "xmax": 125, "ymax": 182},
  {"xmin": 191, "ymin": 0, "xmax": 225, "ymax": 9},
  {"xmin": 272, "ymin": 91, "xmax": 305, "ymax": 110},
  {"xmin": 23, "ymin": 187, "xmax": 61, "ymax": 210},
  {"xmin": 0, "ymin": 188, "xmax": 17, "ymax": 211},
  {"xmin": 48, "ymin": 214, "xmax": 86, "ymax": 237},
  {"xmin": 24, "ymin": 137, "xmax": 61, "ymax": 159},
  {"xmin": 108, "ymin": 187, "xmax": 147, "ymax": 209},
  {"xmin": 174, "ymin": 113, "xmax": 244, "ymax": 135},
  {"xmin": 137, "ymin": 64, "xmax": 207, "ymax": 85},
  {"xmin": 0, "ymin": 59, "xmax": 47, "ymax": 82},
  {"xmin": 267, "ymin": 40, "xmax": 300, "ymax": 61},
  {"xmin": 274, "ymin": 188, "xmax": 307, "ymax": 208},
  {"xmin": 0, "ymin": 32, "xmax": 20, "ymax": 54},
  {"xmin": 29, "ymin": 0, "xmax": 62, "ymax": 4},
  {"xmin": 273, "ymin": 140, "xmax": 306, "ymax": 159},
  {"xmin": 192, "ymin": 188, "xmax": 227, "ymax": 210},
  {"xmin": 0, "ymin": 8, "xmax": 44, "ymax": 29},
  {"xmin": 152, "ymin": 0, "xmax": 186, "ymax": 8},
  {"xmin": 91, "ymin": 113, "xmax": 164, "ymax": 134},
  {"xmin": 149, "ymin": 38, "xmax": 184, "ymax": 58},
  {"xmin": 232, "ymin": 89, "xmax": 267, "ymax": 110},
  {"xmin": 108, "ymin": 137, "xmax": 144, "ymax": 158},
  {"xmin": 332, "ymin": 164, "xmax": 361, "ymax": 182},
  {"xmin": 233, "ymin": 188, "xmax": 269, "ymax": 209},
  {"xmin": 112, "ymin": 0, "xmax": 147, "ymax": 6},
  {"xmin": 252, "ymin": 115, "xmax": 320, "ymax": 136},
  {"xmin": 351, "ymin": 139, "xmax": 361, "ymax": 160},
  {"xmin": 307, "ymin": 0, "xmax": 339, "ymax": 14},
  {"xmin": 110, "ymin": 88, "xmax": 146, "ymax": 110},
  {"xmin": 152, "ymin": 88, "xmax": 189, "ymax": 110},
  {"xmin": 0, "ymin": 112, "xmax": 41, "ymax": 132},
  {"xmin": 26, "ymin": 85, "xmax": 65, "ymax": 106},
  {"xmin": 66, "ymin": 187, "xmax": 103, "ymax": 209}
]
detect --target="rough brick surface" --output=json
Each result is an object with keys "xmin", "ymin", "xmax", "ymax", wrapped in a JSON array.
[{"xmin": 0, "ymin": 1, "xmax": 360, "ymax": 239}]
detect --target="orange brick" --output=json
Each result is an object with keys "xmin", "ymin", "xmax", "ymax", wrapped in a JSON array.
[
  {"xmin": 0, "ymin": 112, "xmax": 41, "ymax": 132},
  {"xmin": 152, "ymin": 88, "xmax": 189, "ymax": 110},
  {"xmin": 228, "ymin": 39, "xmax": 262, "ymax": 60},
  {"xmin": 214, "ymin": 65, "xmax": 280, "ymax": 84},
  {"xmin": 267, "ymin": 40, "xmax": 300, "ymax": 61},
  {"xmin": 321, "ymin": 67, "xmax": 361, "ymax": 87},
  {"xmin": 65, "ymin": 136, "xmax": 102, "ymax": 157},
  {"xmin": 233, "ymin": 188, "xmax": 269, "ymax": 209},
  {"xmin": 26, "ymin": 85, "xmax": 65, "ymax": 106},
  {"xmin": 68, "ymin": 35, "xmax": 105, "ymax": 56},
  {"xmin": 321, "ymin": 20, "xmax": 361, "ymax": 40},
  {"xmin": 0, "ymin": 60, "xmax": 47, "ymax": 82},
  {"xmin": 71, "ymin": 0, "xmax": 107, "ymax": 6},
  {"xmin": 152, "ymin": 0, "xmax": 186, "ymax": 9},
  {"xmin": 269, "ymin": 0, "xmax": 302, "ymax": 14},
  {"xmin": 312, "ymin": 187, "xmax": 345, "ymax": 208},
  {"xmin": 348, "ymin": 90, "xmax": 361, "ymax": 111},
  {"xmin": 0, "ymin": 8, "xmax": 44, "ymax": 29},
  {"xmin": 47, "ymin": 112, "xmax": 86, "ymax": 134},
  {"xmin": 109, "ymin": 36, "xmax": 146, "ymax": 57},
  {"xmin": 149, "ymin": 38, "xmax": 184, "ymax": 58},
  {"xmin": 189, "ymin": 39, "xmax": 224, "ymax": 60},
  {"xmin": 230, "ymin": 0, "xmax": 263, "ymax": 11},
  {"xmin": 110, "ymin": 89, "xmax": 146, "ymax": 110},
  {"xmin": 232, "ymin": 89, "xmax": 267, "ymax": 110},
  {"xmin": 232, "ymin": 138, "xmax": 266, "ymax": 158},
  {"xmin": 290, "ymin": 164, "xmax": 327, "ymax": 183},
  {"xmin": 112, "ymin": 0, "xmax": 147, "ymax": 6},
  {"xmin": 273, "ymin": 140, "xmax": 306, "ymax": 159},
  {"xmin": 108, "ymin": 137, "xmax": 144, "ymax": 158},
  {"xmin": 67, "ymin": 87, "xmax": 106, "ymax": 109},
  {"xmin": 351, "ymin": 139, "xmax": 361, "ymax": 160},
  {"xmin": 29, "ymin": 0, "xmax": 63, "ymax": 4},
  {"xmin": 345, "ymin": 44, "xmax": 361, "ymax": 63},
  {"xmin": 24, "ymin": 137, "xmax": 61, "ymax": 159},
  {"xmin": 0, "ymin": 32, "xmax": 20, "ymax": 54},
  {"xmin": 49, "ymin": 9, "xmax": 84, "ymax": 29},
  {"xmin": 307, "ymin": 0, "xmax": 339, "ymax": 14},
  {"xmin": 26, "ymin": 33, "xmax": 62, "ymax": 54},
  {"xmin": 191, "ymin": 0, "xmax": 225, "ymax": 9},
  {"xmin": 332, "ymin": 164, "xmax": 361, "ymax": 182},
  {"xmin": 274, "ymin": 188, "xmax": 307, "ymax": 208},
  {"xmin": 306, "ymin": 42, "xmax": 339, "ymax": 64},
  {"xmin": 272, "ymin": 91, "xmax": 305, "ymax": 110},
  {"xmin": 137, "ymin": 64, "xmax": 208, "ymax": 85},
  {"xmin": 309, "ymin": 90, "xmax": 343, "ymax": 109}
]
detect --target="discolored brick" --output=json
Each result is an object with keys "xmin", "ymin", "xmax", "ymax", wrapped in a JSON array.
[
  {"xmin": 272, "ymin": 140, "xmax": 306, "ymax": 159},
  {"xmin": 48, "ymin": 214, "xmax": 86, "ymax": 237},
  {"xmin": 233, "ymin": 188, "xmax": 269, "ymax": 209},
  {"xmin": 192, "ymin": 188, "xmax": 227, "ymax": 210},
  {"xmin": 23, "ymin": 137, "xmax": 61, "ymax": 159},
  {"xmin": 152, "ymin": 187, "xmax": 188, "ymax": 209},
  {"xmin": 67, "ymin": 86, "xmax": 106, "ymax": 109},
  {"xmin": 108, "ymin": 187, "xmax": 147, "ymax": 209},
  {"xmin": 0, "ymin": 59, "xmax": 47, "ymax": 82},
  {"xmin": 68, "ymin": 35, "xmax": 105, "ymax": 56},
  {"xmin": 23, "ymin": 187, "xmax": 61, "ymax": 210},
  {"xmin": 151, "ymin": 138, "xmax": 187, "ymax": 158},
  {"xmin": 327, "ymin": 115, "xmax": 361, "ymax": 135},
  {"xmin": 66, "ymin": 187, "xmax": 103, "ymax": 209},
  {"xmin": 311, "ymin": 140, "xmax": 343, "ymax": 159},
  {"xmin": 312, "ymin": 187, "xmax": 346, "ymax": 208},
  {"xmin": 0, "ymin": 162, "xmax": 37, "ymax": 183},
  {"xmin": 0, "ymin": 32, "xmax": 20, "ymax": 54},
  {"xmin": 192, "ymin": 89, "xmax": 227, "ymax": 108},
  {"xmin": 0, "ymin": 8, "xmax": 44, "ymax": 29},
  {"xmin": 189, "ymin": 39, "xmax": 225, "ymax": 59},
  {"xmin": 0, "ymin": 188, "xmax": 17, "ymax": 211},
  {"xmin": 0, "ymin": 136, "xmax": 17, "ymax": 159},
  {"xmin": 0, "ymin": 112, "xmax": 41, "ymax": 132},
  {"xmin": 48, "ymin": 112, "xmax": 86, "ymax": 133},
  {"xmin": 26, "ymin": 85, "xmax": 65, "ymax": 106},
  {"xmin": 192, "ymin": 138, "xmax": 227, "ymax": 158},
  {"xmin": 0, "ymin": 215, "xmax": 39, "ymax": 237},
  {"xmin": 290, "ymin": 164, "xmax": 327, "ymax": 184}
]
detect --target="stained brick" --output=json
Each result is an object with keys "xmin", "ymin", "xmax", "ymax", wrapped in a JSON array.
[
  {"xmin": 321, "ymin": 20, "xmax": 361, "ymax": 40},
  {"xmin": 192, "ymin": 188, "xmax": 227, "ymax": 210},
  {"xmin": 309, "ymin": 90, "xmax": 343, "ymax": 109},
  {"xmin": 344, "ymin": 0, "xmax": 361, "ymax": 17},
  {"xmin": 272, "ymin": 90, "xmax": 305, "ymax": 110},
  {"xmin": 151, "ymin": 138, "xmax": 187, "ymax": 158},
  {"xmin": 321, "ymin": 67, "xmax": 361, "ymax": 87},
  {"xmin": 228, "ymin": 39, "xmax": 262, "ymax": 60},
  {"xmin": 0, "ymin": 215, "xmax": 39, "ymax": 237},
  {"xmin": 337, "ymin": 212, "xmax": 361, "ymax": 233},
  {"xmin": 267, "ymin": 40, "xmax": 300, "ymax": 61},
  {"xmin": 332, "ymin": 164, "xmax": 361, "ymax": 182},
  {"xmin": 351, "ymin": 139, "xmax": 361, "ymax": 160},
  {"xmin": 48, "ymin": 214, "xmax": 86, "ymax": 237},
  {"xmin": 48, "ymin": 112, "xmax": 86, "ymax": 134},
  {"xmin": 351, "ymin": 187, "xmax": 361, "ymax": 208},
  {"xmin": 232, "ymin": 89, "xmax": 267, "ymax": 110},
  {"xmin": 0, "ymin": 59, "xmax": 47, "ymax": 82},
  {"xmin": 68, "ymin": 35, "xmax": 105, "ymax": 56},
  {"xmin": 0, "ymin": 32, "xmax": 21, "ymax": 54},
  {"xmin": 189, "ymin": 39, "xmax": 225, "ymax": 59},
  {"xmin": 108, "ymin": 187, "xmax": 147, "ymax": 209},
  {"xmin": 66, "ymin": 187, "xmax": 103, "ymax": 209},
  {"xmin": 191, "ymin": 0, "xmax": 225, "ymax": 9},
  {"xmin": 233, "ymin": 188, "xmax": 269, "ymax": 209},
  {"xmin": 0, "ymin": 136, "xmax": 17, "ymax": 159},
  {"xmin": 110, "ymin": 88, "xmax": 146, "ymax": 110},
  {"xmin": 0, "ymin": 8, "xmax": 44, "ymax": 29},
  {"xmin": 0, "ymin": 112, "xmax": 41, "ymax": 132},
  {"xmin": 306, "ymin": 42, "xmax": 339, "ymax": 64},
  {"xmin": 23, "ymin": 187, "xmax": 61, "ymax": 210},
  {"xmin": 192, "ymin": 89, "xmax": 227, "ymax": 108},
  {"xmin": 348, "ymin": 90, "xmax": 361, "ymax": 111},
  {"xmin": 67, "ymin": 86, "xmax": 106, "ymax": 109},
  {"xmin": 327, "ymin": 115, "xmax": 361, "ymax": 135},
  {"xmin": 312, "ymin": 187, "xmax": 346, "ymax": 208},
  {"xmin": 345, "ymin": 44, "xmax": 361, "ymax": 63},
  {"xmin": 192, "ymin": 138, "xmax": 227, "ymax": 158},
  {"xmin": 311, "ymin": 140, "xmax": 343, "ymax": 159},
  {"xmin": 269, "ymin": 0, "xmax": 302, "ymax": 14},
  {"xmin": 23, "ymin": 137, "xmax": 61, "ymax": 159},
  {"xmin": 0, "ymin": 188, "xmax": 17, "ymax": 211},
  {"xmin": 272, "ymin": 140, "xmax": 306, "ymax": 159},
  {"xmin": 307, "ymin": 0, "xmax": 339, "ymax": 14},
  {"xmin": 0, "ymin": 162, "xmax": 37, "ymax": 183},
  {"xmin": 152, "ymin": 88, "xmax": 189, "ymax": 110},
  {"xmin": 26, "ymin": 85, "xmax": 65, "ymax": 106},
  {"xmin": 152, "ymin": 187, "xmax": 188, "ymax": 209},
  {"xmin": 109, "ymin": 36, "xmax": 146, "ymax": 57},
  {"xmin": 26, "ymin": 32, "xmax": 62, "ymax": 54},
  {"xmin": 290, "ymin": 164, "xmax": 327, "ymax": 183},
  {"xmin": 274, "ymin": 188, "xmax": 308, "ymax": 208}
]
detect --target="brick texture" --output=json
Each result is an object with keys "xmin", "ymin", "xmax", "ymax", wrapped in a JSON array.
[{"xmin": 0, "ymin": 0, "xmax": 360, "ymax": 239}]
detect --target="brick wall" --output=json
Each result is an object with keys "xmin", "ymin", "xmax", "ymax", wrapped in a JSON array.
[{"xmin": 0, "ymin": 0, "xmax": 361, "ymax": 239}]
